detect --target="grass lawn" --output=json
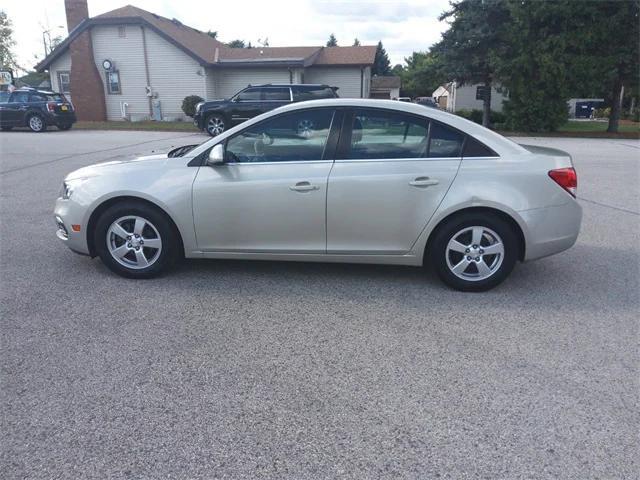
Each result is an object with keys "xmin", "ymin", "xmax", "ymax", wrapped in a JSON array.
[
  {"xmin": 74, "ymin": 120, "xmax": 200, "ymax": 132},
  {"xmin": 558, "ymin": 120, "xmax": 640, "ymax": 133}
]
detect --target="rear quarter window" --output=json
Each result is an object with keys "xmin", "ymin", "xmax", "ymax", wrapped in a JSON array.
[
  {"xmin": 294, "ymin": 87, "xmax": 338, "ymax": 101},
  {"xmin": 462, "ymin": 137, "xmax": 498, "ymax": 157}
]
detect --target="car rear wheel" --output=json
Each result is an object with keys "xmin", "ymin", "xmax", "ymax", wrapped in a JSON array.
[
  {"xmin": 205, "ymin": 114, "xmax": 226, "ymax": 136},
  {"xmin": 94, "ymin": 201, "xmax": 179, "ymax": 279},
  {"xmin": 429, "ymin": 212, "xmax": 518, "ymax": 292},
  {"xmin": 27, "ymin": 114, "xmax": 46, "ymax": 132},
  {"xmin": 57, "ymin": 123, "xmax": 73, "ymax": 131}
]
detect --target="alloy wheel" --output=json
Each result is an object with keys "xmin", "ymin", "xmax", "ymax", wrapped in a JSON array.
[
  {"xmin": 297, "ymin": 119, "xmax": 314, "ymax": 138},
  {"xmin": 207, "ymin": 116, "xmax": 225, "ymax": 136},
  {"xmin": 445, "ymin": 226, "xmax": 505, "ymax": 281},
  {"xmin": 29, "ymin": 116, "xmax": 44, "ymax": 132},
  {"xmin": 106, "ymin": 215, "xmax": 162, "ymax": 269}
]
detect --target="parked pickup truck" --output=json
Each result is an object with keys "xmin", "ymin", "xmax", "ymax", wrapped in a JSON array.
[{"xmin": 194, "ymin": 83, "xmax": 338, "ymax": 136}]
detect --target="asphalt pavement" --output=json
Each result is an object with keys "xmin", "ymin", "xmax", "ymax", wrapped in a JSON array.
[{"xmin": 1, "ymin": 129, "xmax": 638, "ymax": 479}]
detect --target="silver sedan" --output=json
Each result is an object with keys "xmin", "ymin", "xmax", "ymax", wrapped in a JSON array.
[{"xmin": 54, "ymin": 99, "xmax": 582, "ymax": 291}]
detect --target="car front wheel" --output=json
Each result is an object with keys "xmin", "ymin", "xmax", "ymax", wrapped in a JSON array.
[
  {"xmin": 94, "ymin": 201, "xmax": 179, "ymax": 278},
  {"xmin": 27, "ymin": 114, "xmax": 46, "ymax": 132},
  {"xmin": 205, "ymin": 114, "xmax": 226, "ymax": 136},
  {"xmin": 429, "ymin": 212, "xmax": 518, "ymax": 292}
]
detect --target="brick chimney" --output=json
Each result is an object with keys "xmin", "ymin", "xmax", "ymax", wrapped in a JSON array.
[
  {"xmin": 64, "ymin": 0, "xmax": 89, "ymax": 33},
  {"xmin": 64, "ymin": 0, "xmax": 107, "ymax": 121}
]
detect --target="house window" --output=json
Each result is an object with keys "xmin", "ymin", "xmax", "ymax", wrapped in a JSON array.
[
  {"xmin": 475, "ymin": 85, "xmax": 491, "ymax": 101},
  {"xmin": 118, "ymin": 26, "xmax": 126, "ymax": 37},
  {"xmin": 57, "ymin": 71, "xmax": 70, "ymax": 93},
  {"xmin": 106, "ymin": 71, "xmax": 121, "ymax": 94}
]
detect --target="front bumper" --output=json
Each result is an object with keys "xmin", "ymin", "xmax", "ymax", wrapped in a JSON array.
[
  {"xmin": 193, "ymin": 112, "xmax": 204, "ymax": 130},
  {"xmin": 520, "ymin": 199, "xmax": 583, "ymax": 261},
  {"xmin": 54, "ymin": 197, "xmax": 90, "ymax": 255}
]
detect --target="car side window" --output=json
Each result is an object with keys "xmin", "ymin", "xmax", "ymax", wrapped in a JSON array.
[
  {"xmin": 225, "ymin": 109, "xmax": 335, "ymax": 163},
  {"xmin": 462, "ymin": 136, "xmax": 498, "ymax": 157},
  {"xmin": 347, "ymin": 109, "xmax": 429, "ymax": 160},
  {"xmin": 30, "ymin": 93, "xmax": 48, "ymax": 102},
  {"xmin": 294, "ymin": 87, "xmax": 337, "ymax": 101},
  {"xmin": 262, "ymin": 88, "xmax": 290, "ymax": 101},
  {"xmin": 9, "ymin": 92, "xmax": 30, "ymax": 103},
  {"xmin": 0, "ymin": 92, "xmax": 10, "ymax": 103},
  {"xmin": 236, "ymin": 88, "xmax": 261, "ymax": 102},
  {"xmin": 428, "ymin": 122, "xmax": 464, "ymax": 158}
]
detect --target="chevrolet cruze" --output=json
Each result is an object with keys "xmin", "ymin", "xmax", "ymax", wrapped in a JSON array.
[{"xmin": 54, "ymin": 99, "xmax": 582, "ymax": 291}]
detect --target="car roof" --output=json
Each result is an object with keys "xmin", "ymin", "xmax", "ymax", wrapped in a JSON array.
[{"xmin": 248, "ymin": 83, "xmax": 333, "ymax": 89}]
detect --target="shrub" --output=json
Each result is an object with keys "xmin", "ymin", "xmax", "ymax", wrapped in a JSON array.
[
  {"xmin": 456, "ymin": 109, "xmax": 505, "ymax": 127},
  {"xmin": 593, "ymin": 107, "xmax": 610, "ymax": 119},
  {"xmin": 182, "ymin": 95, "xmax": 204, "ymax": 118}
]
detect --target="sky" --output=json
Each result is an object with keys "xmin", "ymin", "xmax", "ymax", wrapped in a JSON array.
[{"xmin": 4, "ymin": 0, "xmax": 451, "ymax": 74}]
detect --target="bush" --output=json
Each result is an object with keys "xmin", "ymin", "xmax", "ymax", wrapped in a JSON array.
[
  {"xmin": 593, "ymin": 107, "xmax": 610, "ymax": 119},
  {"xmin": 182, "ymin": 95, "xmax": 204, "ymax": 118},
  {"xmin": 456, "ymin": 109, "xmax": 506, "ymax": 127}
]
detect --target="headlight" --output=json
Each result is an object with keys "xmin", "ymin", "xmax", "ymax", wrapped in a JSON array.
[
  {"xmin": 60, "ymin": 178, "xmax": 86, "ymax": 199},
  {"xmin": 61, "ymin": 181, "xmax": 73, "ymax": 199},
  {"xmin": 195, "ymin": 102, "xmax": 204, "ymax": 113}
]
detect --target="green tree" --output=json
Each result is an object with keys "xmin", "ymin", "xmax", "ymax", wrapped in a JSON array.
[
  {"xmin": 372, "ymin": 41, "xmax": 391, "ymax": 76},
  {"xmin": 207, "ymin": 30, "xmax": 218, "ymax": 39},
  {"xmin": 397, "ymin": 51, "xmax": 445, "ymax": 98},
  {"xmin": 588, "ymin": 1, "xmax": 639, "ymax": 132},
  {"xmin": 433, "ymin": 0, "xmax": 509, "ymax": 127},
  {"xmin": 493, "ymin": 0, "xmax": 608, "ymax": 132},
  {"xmin": 326, "ymin": 34, "xmax": 338, "ymax": 47},
  {"xmin": 352, "ymin": 38, "xmax": 361, "ymax": 46},
  {"xmin": 0, "ymin": 10, "xmax": 17, "ymax": 70}
]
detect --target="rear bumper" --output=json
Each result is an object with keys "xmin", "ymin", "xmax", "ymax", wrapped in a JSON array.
[
  {"xmin": 46, "ymin": 112, "xmax": 77, "ymax": 125},
  {"xmin": 520, "ymin": 199, "xmax": 582, "ymax": 261}
]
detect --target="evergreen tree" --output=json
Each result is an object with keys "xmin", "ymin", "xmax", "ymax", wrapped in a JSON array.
[
  {"xmin": 352, "ymin": 38, "xmax": 361, "ymax": 46},
  {"xmin": 326, "ymin": 34, "xmax": 338, "ymax": 47},
  {"xmin": 372, "ymin": 41, "xmax": 391, "ymax": 76}
]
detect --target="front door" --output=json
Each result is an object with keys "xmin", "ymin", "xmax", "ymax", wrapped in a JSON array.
[
  {"xmin": 327, "ymin": 108, "xmax": 463, "ymax": 254},
  {"xmin": 228, "ymin": 87, "xmax": 263, "ymax": 125},
  {"xmin": 192, "ymin": 108, "xmax": 338, "ymax": 253}
]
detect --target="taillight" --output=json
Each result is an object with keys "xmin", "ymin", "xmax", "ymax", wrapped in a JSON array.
[
  {"xmin": 548, "ymin": 167, "xmax": 577, "ymax": 197},
  {"xmin": 47, "ymin": 102, "xmax": 56, "ymax": 112}
]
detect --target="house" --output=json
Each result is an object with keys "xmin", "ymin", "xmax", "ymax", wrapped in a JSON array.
[
  {"xmin": 432, "ymin": 82, "xmax": 507, "ymax": 113},
  {"xmin": 36, "ymin": 0, "xmax": 377, "ymax": 122},
  {"xmin": 370, "ymin": 75, "xmax": 401, "ymax": 99}
]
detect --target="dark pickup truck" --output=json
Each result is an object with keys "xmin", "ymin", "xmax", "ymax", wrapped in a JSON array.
[{"xmin": 194, "ymin": 83, "xmax": 338, "ymax": 136}]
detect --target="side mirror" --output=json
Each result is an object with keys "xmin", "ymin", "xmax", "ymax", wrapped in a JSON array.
[{"xmin": 207, "ymin": 144, "xmax": 225, "ymax": 166}]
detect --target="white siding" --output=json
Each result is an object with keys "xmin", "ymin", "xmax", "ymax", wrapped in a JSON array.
[
  {"xmin": 143, "ymin": 27, "xmax": 204, "ymax": 120},
  {"xmin": 91, "ymin": 25, "xmax": 205, "ymax": 121},
  {"xmin": 304, "ymin": 67, "xmax": 364, "ymax": 98},
  {"xmin": 49, "ymin": 50, "xmax": 72, "ymax": 97},
  {"xmin": 213, "ymin": 68, "xmax": 291, "ymax": 99},
  {"xmin": 204, "ymin": 69, "xmax": 217, "ymax": 99},
  {"xmin": 452, "ymin": 84, "xmax": 506, "ymax": 112}
]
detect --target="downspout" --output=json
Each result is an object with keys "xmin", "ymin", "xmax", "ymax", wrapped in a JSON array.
[{"xmin": 141, "ymin": 25, "xmax": 153, "ymax": 118}]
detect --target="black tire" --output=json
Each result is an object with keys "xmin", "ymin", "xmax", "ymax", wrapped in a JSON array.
[
  {"xmin": 428, "ymin": 212, "xmax": 519, "ymax": 292},
  {"xmin": 1, "ymin": 126, "xmax": 13, "ymax": 131},
  {"xmin": 27, "ymin": 113, "xmax": 47, "ymax": 132},
  {"xmin": 205, "ymin": 113, "xmax": 226, "ymax": 137},
  {"xmin": 57, "ymin": 123, "xmax": 73, "ymax": 131},
  {"xmin": 94, "ymin": 201, "xmax": 179, "ymax": 279}
]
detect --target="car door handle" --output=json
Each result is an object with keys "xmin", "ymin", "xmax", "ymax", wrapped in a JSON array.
[
  {"xmin": 290, "ymin": 181, "xmax": 319, "ymax": 192},
  {"xmin": 409, "ymin": 177, "xmax": 439, "ymax": 187}
]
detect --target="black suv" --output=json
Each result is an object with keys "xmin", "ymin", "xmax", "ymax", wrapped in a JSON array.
[
  {"xmin": 0, "ymin": 88, "xmax": 76, "ymax": 132},
  {"xmin": 194, "ymin": 84, "xmax": 338, "ymax": 136}
]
